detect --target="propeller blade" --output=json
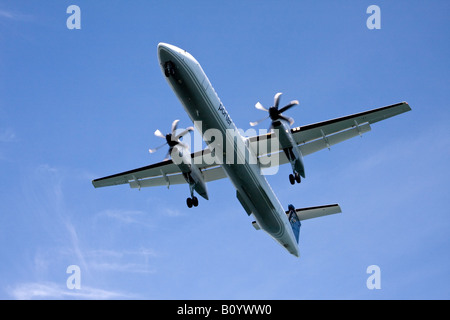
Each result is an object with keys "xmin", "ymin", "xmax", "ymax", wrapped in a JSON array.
[
  {"xmin": 250, "ymin": 115, "xmax": 269, "ymax": 127},
  {"xmin": 278, "ymin": 100, "xmax": 299, "ymax": 114},
  {"xmin": 149, "ymin": 142, "xmax": 167, "ymax": 154},
  {"xmin": 255, "ymin": 102, "xmax": 268, "ymax": 112},
  {"xmin": 171, "ymin": 119, "xmax": 180, "ymax": 136},
  {"xmin": 274, "ymin": 92, "xmax": 283, "ymax": 109},
  {"xmin": 163, "ymin": 150, "xmax": 171, "ymax": 161},
  {"xmin": 154, "ymin": 129, "xmax": 165, "ymax": 139},
  {"xmin": 279, "ymin": 114, "xmax": 294, "ymax": 126},
  {"xmin": 174, "ymin": 126, "xmax": 194, "ymax": 140}
]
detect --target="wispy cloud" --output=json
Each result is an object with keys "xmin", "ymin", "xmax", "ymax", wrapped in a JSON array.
[
  {"xmin": 353, "ymin": 123, "xmax": 450, "ymax": 174},
  {"xmin": 89, "ymin": 262, "xmax": 156, "ymax": 274},
  {"xmin": 8, "ymin": 164, "xmax": 161, "ymax": 299},
  {"xmin": 8, "ymin": 282, "xmax": 127, "ymax": 300},
  {"xmin": 23, "ymin": 165, "xmax": 87, "ymax": 267},
  {"xmin": 163, "ymin": 207, "xmax": 183, "ymax": 217},
  {"xmin": 0, "ymin": 128, "xmax": 16, "ymax": 160},
  {"xmin": 0, "ymin": 9, "xmax": 15, "ymax": 19},
  {"xmin": 0, "ymin": 7, "xmax": 35, "ymax": 43},
  {"xmin": 0, "ymin": 128, "xmax": 16, "ymax": 142},
  {"xmin": 97, "ymin": 209, "xmax": 149, "ymax": 225},
  {"xmin": 87, "ymin": 248, "xmax": 158, "ymax": 274},
  {"xmin": 0, "ymin": 9, "xmax": 32, "ymax": 21}
]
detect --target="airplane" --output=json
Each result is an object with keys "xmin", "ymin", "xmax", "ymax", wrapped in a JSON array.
[{"xmin": 92, "ymin": 43, "xmax": 411, "ymax": 257}]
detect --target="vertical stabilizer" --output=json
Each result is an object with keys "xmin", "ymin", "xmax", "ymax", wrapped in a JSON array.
[{"xmin": 287, "ymin": 204, "xmax": 301, "ymax": 243}]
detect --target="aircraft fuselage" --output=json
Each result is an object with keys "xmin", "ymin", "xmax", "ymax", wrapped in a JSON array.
[{"xmin": 157, "ymin": 43, "xmax": 299, "ymax": 257}]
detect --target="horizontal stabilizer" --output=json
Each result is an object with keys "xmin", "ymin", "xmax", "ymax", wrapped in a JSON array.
[
  {"xmin": 287, "ymin": 204, "xmax": 341, "ymax": 221},
  {"xmin": 252, "ymin": 204, "xmax": 341, "ymax": 230}
]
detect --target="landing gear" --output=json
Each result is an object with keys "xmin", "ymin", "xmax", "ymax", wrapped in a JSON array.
[
  {"xmin": 186, "ymin": 196, "xmax": 198, "ymax": 208},
  {"xmin": 185, "ymin": 179, "xmax": 199, "ymax": 208},
  {"xmin": 164, "ymin": 61, "xmax": 176, "ymax": 78},
  {"xmin": 289, "ymin": 172, "xmax": 301, "ymax": 185},
  {"xmin": 289, "ymin": 174, "xmax": 295, "ymax": 185}
]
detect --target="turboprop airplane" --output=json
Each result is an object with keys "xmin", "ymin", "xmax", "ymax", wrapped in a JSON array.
[{"xmin": 92, "ymin": 43, "xmax": 411, "ymax": 257}]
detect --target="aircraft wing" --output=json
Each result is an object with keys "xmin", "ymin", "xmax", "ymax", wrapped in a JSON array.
[
  {"xmin": 92, "ymin": 149, "xmax": 226, "ymax": 189},
  {"xmin": 250, "ymin": 102, "xmax": 411, "ymax": 166},
  {"xmin": 94, "ymin": 102, "xmax": 410, "ymax": 188}
]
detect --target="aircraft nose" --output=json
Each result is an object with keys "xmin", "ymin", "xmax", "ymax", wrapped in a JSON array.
[
  {"xmin": 157, "ymin": 42, "xmax": 200, "ymax": 71},
  {"xmin": 158, "ymin": 43, "xmax": 183, "ymax": 61},
  {"xmin": 157, "ymin": 42, "xmax": 172, "ymax": 53}
]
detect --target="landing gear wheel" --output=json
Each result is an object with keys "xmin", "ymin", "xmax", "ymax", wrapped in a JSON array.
[
  {"xmin": 295, "ymin": 172, "xmax": 301, "ymax": 184},
  {"xmin": 289, "ymin": 174, "xmax": 295, "ymax": 185},
  {"xmin": 186, "ymin": 196, "xmax": 198, "ymax": 208},
  {"xmin": 164, "ymin": 61, "xmax": 175, "ymax": 78}
]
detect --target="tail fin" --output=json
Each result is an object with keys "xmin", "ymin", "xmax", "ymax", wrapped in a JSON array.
[{"xmin": 287, "ymin": 204, "xmax": 301, "ymax": 243}]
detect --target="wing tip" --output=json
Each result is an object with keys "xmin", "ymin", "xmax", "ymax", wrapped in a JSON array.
[
  {"xmin": 402, "ymin": 101, "xmax": 412, "ymax": 111},
  {"xmin": 92, "ymin": 179, "xmax": 100, "ymax": 188}
]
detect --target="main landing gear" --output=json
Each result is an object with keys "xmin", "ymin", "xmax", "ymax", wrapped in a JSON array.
[
  {"xmin": 185, "ymin": 178, "xmax": 199, "ymax": 208},
  {"xmin": 186, "ymin": 196, "xmax": 199, "ymax": 208},
  {"xmin": 289, "ymin": 172, "xmax": 301, "ymax": 185}
]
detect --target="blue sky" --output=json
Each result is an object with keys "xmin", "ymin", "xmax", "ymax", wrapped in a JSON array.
[{"xmin": 0, "ymin": 0, "xmax": 449, "ymax": 299}]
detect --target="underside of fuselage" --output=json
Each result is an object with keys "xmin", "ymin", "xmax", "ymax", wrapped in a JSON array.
[{"xmin": 157, "ymin": 43, "xmax": 300, "ymax": 257}]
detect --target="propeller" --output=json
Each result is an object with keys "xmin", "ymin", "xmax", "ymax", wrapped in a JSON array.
[
  {"xmin": 250, "ymin": 92, "xmax": 299, "ymax": 128},
  {"xmin": 149, "ymin": 119, "xmax": 193, "ymax": 160}
]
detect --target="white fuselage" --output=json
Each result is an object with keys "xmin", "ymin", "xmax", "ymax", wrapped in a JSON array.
[{"xmin": 157, "ymin": 43, "xmax": 299, "ymax": 257}]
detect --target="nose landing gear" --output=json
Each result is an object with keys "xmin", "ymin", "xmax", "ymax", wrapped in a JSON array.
[{"xmin": 164, "ymin": 61, "xmax": 176, "ymax": 78}]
